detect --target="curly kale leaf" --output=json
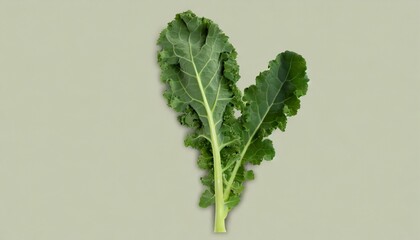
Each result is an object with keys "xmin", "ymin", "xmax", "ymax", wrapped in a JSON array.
[{"xmin": 157, "ymin": 10, "xmax": 309, "ymax": 232}]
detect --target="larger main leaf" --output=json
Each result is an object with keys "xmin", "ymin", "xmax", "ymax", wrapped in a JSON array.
[{"xmin": 157, "ymin": 10, "xmax": 309, "ymax": 233}]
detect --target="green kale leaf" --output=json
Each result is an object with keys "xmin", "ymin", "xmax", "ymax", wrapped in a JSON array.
[{"xmin": 157, "ymin": 10, "xmax": 309, "ymax": 232}]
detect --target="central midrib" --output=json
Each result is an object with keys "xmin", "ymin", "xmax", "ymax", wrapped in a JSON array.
[
  {"xmin": 188, "ymin": 37, "xmax": 226, "ymax": 229},
  {"xmin": 187, "ymin": 39, "xmax": 216, "ymax": 142}
]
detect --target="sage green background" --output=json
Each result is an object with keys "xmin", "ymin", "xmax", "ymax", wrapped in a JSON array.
[{"xmin": 0, "ymin": 0, "xmax": 419, "ymax": 239}]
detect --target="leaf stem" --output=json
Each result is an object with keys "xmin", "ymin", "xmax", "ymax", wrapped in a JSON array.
[{"xmin": 211, "ymin": 142, "xmax": 227, "ymax": 232}]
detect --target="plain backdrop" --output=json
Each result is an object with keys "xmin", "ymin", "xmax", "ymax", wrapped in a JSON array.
[{"xmin": 0, "ymin": 0, "xmax": 419, "ymax": 239}]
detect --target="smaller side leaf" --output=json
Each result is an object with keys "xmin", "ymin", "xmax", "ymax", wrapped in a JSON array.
[
  {"xmin": 222, "ymin": 51, "xmax": 309, "ymax": 207},
  {"xmin": 241, "ymin": 51, "xmax": 309, "ymax": 138}
]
